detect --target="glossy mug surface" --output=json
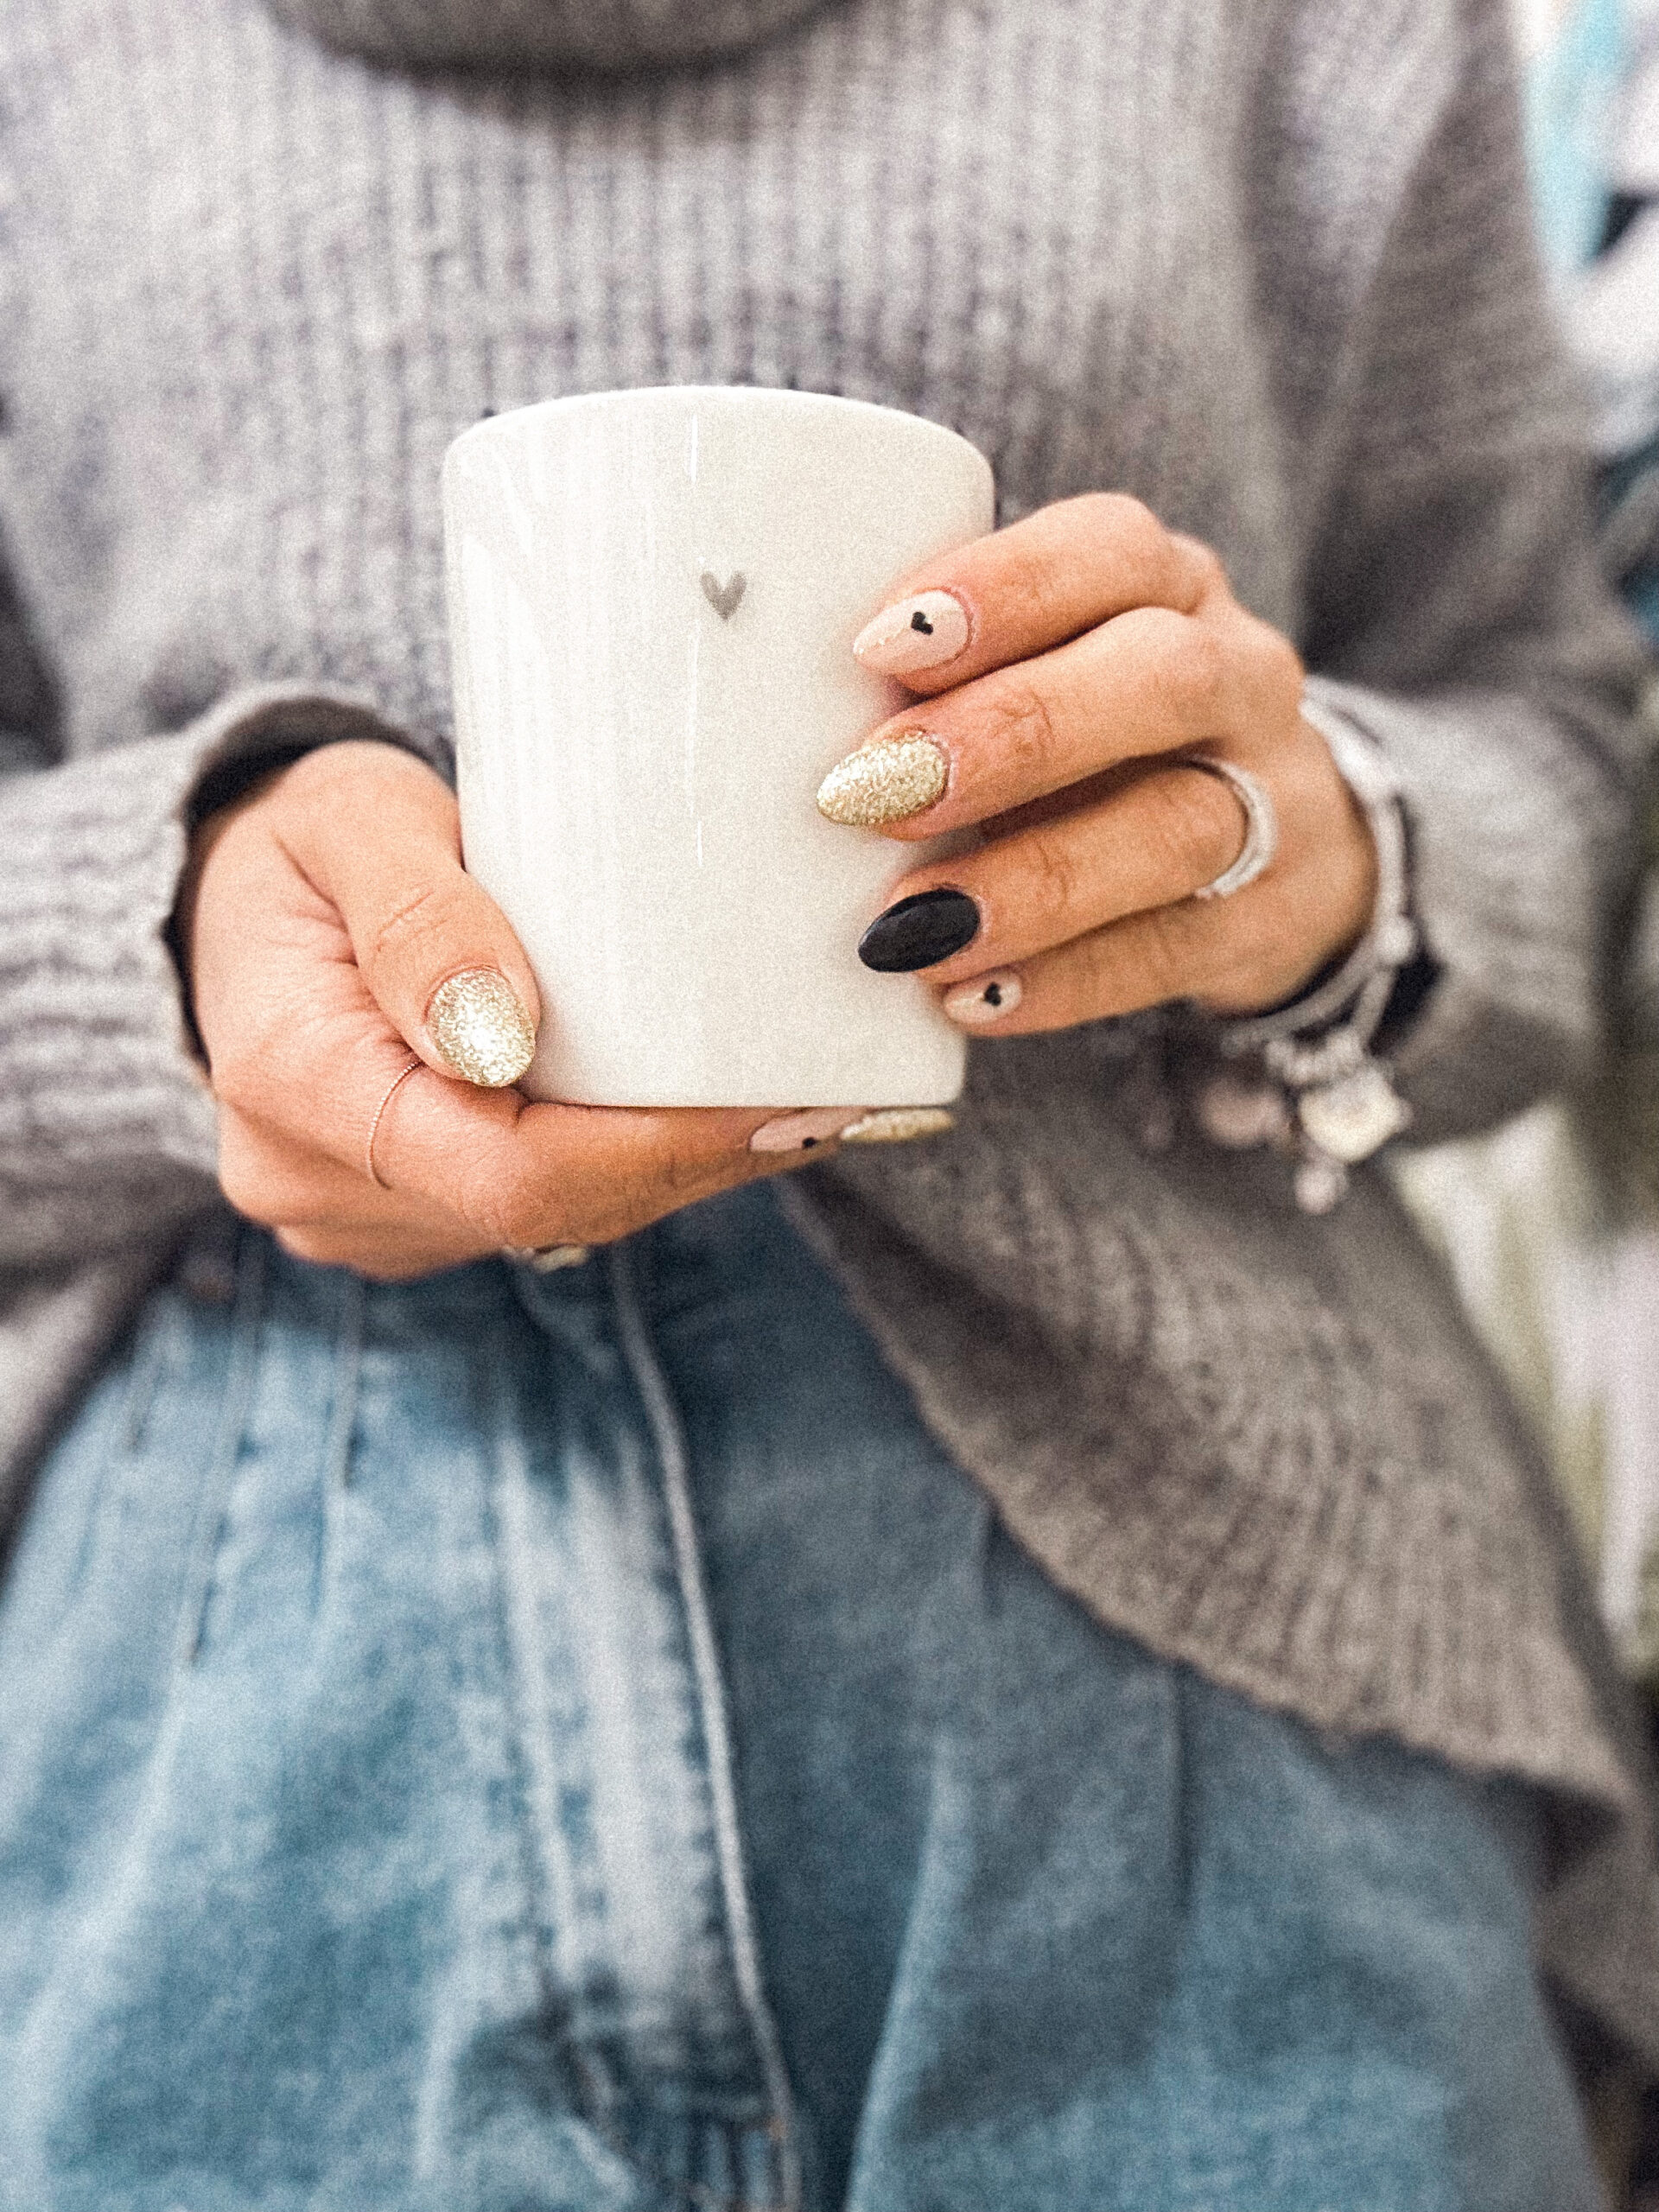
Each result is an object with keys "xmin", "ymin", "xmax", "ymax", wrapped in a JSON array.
[{"xmin": 442, "ymin": 386, "xmax": 995, "ymax": 1106}]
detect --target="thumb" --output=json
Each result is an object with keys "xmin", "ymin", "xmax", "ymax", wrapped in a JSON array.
[{"xmin": 285, "ymin": 741, "xmax": 542, "ymax": 1088}]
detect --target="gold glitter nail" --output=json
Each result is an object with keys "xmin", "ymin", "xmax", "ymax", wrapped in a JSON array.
[
  {"xmin": 425, "ymin": 969, "xmax": 536, "ymax": 1088},
  {"xmin": 816, "ymin": 733, "xmax": 948, "ymax": 828},
  {"xmin": 838, "ymin": 1107, "xmax": 956, "ymax": 1145}
]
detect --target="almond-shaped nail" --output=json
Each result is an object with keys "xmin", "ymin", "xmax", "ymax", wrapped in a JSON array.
[
  {"xmin": 748, "ymin": 1107, "xmax": 867, "ymax": 1154},
  {"xmin": 858, "ymin": 888, "xmax": 981, "ymax": 973},
  {"xmin": 853, "ymin": 591, "xmax": 971, "ymax": 677},
  {"xmin": 943, "ymin": 970, "xmax": 1022, "ymax": 1027},
  {"xmin": 839, "ymin": 1107, "xmax": 956, "ymax": 1145},
  {"xmin": 426, "ymin": 969, "xmax": 536, "ymax": 1087},
  {"xmin": 817, "ymin": 732, "xmax": 948, "ymax": 828}
]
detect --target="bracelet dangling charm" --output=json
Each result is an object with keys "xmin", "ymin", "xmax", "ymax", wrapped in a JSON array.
[{"xmin": 1197, "ymin": 697, "xmax": 1417, "ymax": 1214}]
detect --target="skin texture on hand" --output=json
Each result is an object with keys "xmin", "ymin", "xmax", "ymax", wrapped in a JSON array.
[
  {"xmin": 837, "ymin": 493, "xmax": 1377, "ymax": 1033},
  {"xmin": 181, "ymin": 741, "xmax": 811, "ymax": 1279}
]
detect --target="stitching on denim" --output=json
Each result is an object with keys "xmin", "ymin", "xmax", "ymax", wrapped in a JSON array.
[
  {"xmin": 607, "ymin": 1239, "xmax": 804, "ymax": 2212},
  {"xmin": 119, "ymin": 1287, "xmax": 178, "ymax": 1457},
  {"xmin": 311, "ymin": 1268, "xmax": 366, "ymax": 1619},
  {"xmin": 489, "ymin": 1269, "xmax": 794, "ymax": 2212},
  {"xmin": 480, "ymin": 1350, "xmax": 674, "ymax": 2203},
  {"xmin": 65, "ymin": 1294, "xmax": 176, "ymax": 1598},
  {"xmin": 323, "ymin": 1271, "xmax": 365, "ymax": 1493},
  {"xmin": 488, "ymin": 1409, "xmax": 620, "ymax": 2069},
  {"xmin": 466, "ymin": 1363, "xmax": 619, "ymax": 2185},
  {"xmin": 174, "ymin": 1230, "xmax": 267, "ymax": 1670}
]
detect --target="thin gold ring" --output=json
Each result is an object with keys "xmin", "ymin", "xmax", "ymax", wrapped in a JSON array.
[{"xmin": 365, "ymin": 1057, "xmax": 423, "ymax": 1190}]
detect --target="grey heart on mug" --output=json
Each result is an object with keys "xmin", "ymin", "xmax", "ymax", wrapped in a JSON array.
[{"xmin": 701, "ymin": 570, "xmax": 747, "ymax": 621}]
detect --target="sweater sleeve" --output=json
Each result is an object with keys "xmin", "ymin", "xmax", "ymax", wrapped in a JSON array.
[
  {"xmin": 1293, "ymin": 0, "xmax": 1655, "ymax": 1146},
  {"xmin": 0, "ymin": 669, "xmax": 424, "ymax": 1270}
]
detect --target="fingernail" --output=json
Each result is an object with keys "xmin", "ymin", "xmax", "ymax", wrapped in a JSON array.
[
  {"xmin": 748, "ymin": 1107, "xmax": 867, "ymax": 1154},
  {"xmin": 839, "ymin": 1107, "xmax": 956, "ymax": 1145},
  {"xmin": 505, "ymin": 1243, "xmax": 593, "ymax": 1272},
  {"xmin": 943, "ymin": 969, "xmax": 1022, "ymax": 1026},
  {"xmin": 817, "ymin": 732, "xmax": 948, "ymax": 828},
  {"xmin": 858, "ymin": 888, "xmax": 981, "ymax": 973},
  {"xmin": 426, "ymin": 969, "xmax": 536, "ymax": 1087},
  {"xmin": 852, "ymin": 590, "xmax": 971, "ymax": 677}
]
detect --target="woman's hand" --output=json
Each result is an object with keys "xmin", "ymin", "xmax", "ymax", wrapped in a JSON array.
[
  {"xmin": 181, "ymin": 741, "xmax": 840, "ymax": 1280},
  {"xmin": 819, "ymin": 494, "xmax": 1376, "ymax": 1031}
]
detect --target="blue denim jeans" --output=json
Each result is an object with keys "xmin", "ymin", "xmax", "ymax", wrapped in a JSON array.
[{"xmin": 0, "ymin": 1184, "xmax": 1599, "ymax": 2211}]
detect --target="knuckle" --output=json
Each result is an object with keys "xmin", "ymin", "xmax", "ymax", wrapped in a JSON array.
[
  {"xmin": 207, "ymin": 1039, "xmax": 266, "ymax": 1119},
  {"xmin": 204, "ymin": 996, "xmax": 297, "ymax": 1116},
  {"xmin": 1022, "ymin": 830, "xmax": 1083, "ymax": 927},
  {"xmin": 1135, "ymin": 905, "xmax": 1198, "ymax": 1004},
  {"xmin": 366, "ymin": 882, "xmax": 448, "ymax": 977},
  {"xmin": 1098, "ymin": 495, "xmax": 1179, "ymax": 592},
  {"xmin": 1166, "ymin": 622, "xmax": 1229, "ymax": 734},
  {"xmin": 1092, "ymin": 492, "xmax": 1162, "ymax": 555},
  {"xmin": 984, "ymin": 672, "xmax": 1062, "ymax": 775},
  {"xmin": 216, "ymin": 1126, "xmax": 283, "ymax": 1226},
  {"xmin": 1184, "ymin": 541, "xmax": 1230, "ymax": 601},
  {"xmin": 1239, "ymin": 617, "xmax": 1305, "ymax": 722},
  {"xmin": 464, "ymin": 1175, "xmax": 544, "ymax": 1253},
  {"xmin": 1149, "ymin": 770, "xmax": 1238, "ymax": 885}
]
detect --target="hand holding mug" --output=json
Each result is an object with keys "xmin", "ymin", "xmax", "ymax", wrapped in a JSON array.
[
  {"xmin": 186, "ymin": 491, "xmax": 1374, "ymax": 1281},
  {"xmin": 181, "ymin": 741, "xmax": 836, "ymax": 1281},
  {"xmin": 821, "ymin": 493, "xmax": 1376, "ymax": 1028}
]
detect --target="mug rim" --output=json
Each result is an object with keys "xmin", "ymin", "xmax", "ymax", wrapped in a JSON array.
[{"xmin": 443, "ymin": 383, "xmax": 991, "ymax": 478}]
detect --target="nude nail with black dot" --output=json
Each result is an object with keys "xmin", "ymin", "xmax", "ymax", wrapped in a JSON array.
[
  {"xmin": 851, "ymin": 590, "xmax": 971, "ymax": 677},
  {"xmin": 749, "ymin": 1106, "xmax": 867, "ymax": 1154},
  {"xmin": 858, "ymin": 888, "xmax": 982, "ymax": 973},
  {"xmin": 944, "ymin": 970, "xmax": 1022, "ymax": 1026}
]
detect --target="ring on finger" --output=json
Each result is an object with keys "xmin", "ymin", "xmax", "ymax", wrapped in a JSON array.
[
  {"xmin": 365, "ymin": 1056, "xmax": 423, "ymax": 1189},
  {"xmin": 1181, "ymin": 756, "xmax": 1278, "ymax": 900}
]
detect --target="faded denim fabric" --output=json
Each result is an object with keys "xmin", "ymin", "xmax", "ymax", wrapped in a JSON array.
[{"xmin": 0, "ymin": 1184, "xmax": 1600, "ymax": 2212}]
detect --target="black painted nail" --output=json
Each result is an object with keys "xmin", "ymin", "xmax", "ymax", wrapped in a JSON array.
[{"xmin": 858, "ymin": 888, "xmax": 981, "ymax": 973}]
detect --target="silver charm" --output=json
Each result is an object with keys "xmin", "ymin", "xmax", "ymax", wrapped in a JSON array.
[
  {"xmin": 701, "ymin": 570, "xmax": 747, "ymax": 620},
  {"xmin": 1294, "ymin": 1154, "xmax": 1349, "ymax": 1215},
  {"xmin": 1194, "ymin": 1071, "xmax": 1293, "ymax": 1149},
  {"xmin": 1296, "ymin": 1062, "xmax": 1412, "ymax": 1165}
]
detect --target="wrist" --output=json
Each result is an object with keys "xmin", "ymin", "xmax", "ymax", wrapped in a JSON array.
[{"xmin": 1195, "ymin": 698, "xmax": 1419, "ymax": 1212}]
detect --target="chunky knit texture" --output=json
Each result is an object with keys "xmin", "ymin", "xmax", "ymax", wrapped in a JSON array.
[
  {"xmin": 265, "ymin": 0, "xmax": 836, "ymax": 70},
  {"xmin": 2, "ymin": 0, "xmax": 1657, "ymax": 2058}
]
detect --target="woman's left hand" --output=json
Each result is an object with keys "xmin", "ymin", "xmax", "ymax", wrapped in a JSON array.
[{"xmin": 819, "ymin": 494, "xmax": 1376, "ymax": 1032}]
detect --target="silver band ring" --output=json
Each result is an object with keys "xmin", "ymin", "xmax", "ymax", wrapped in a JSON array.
[
  {"xmin": 365, "ymin": 1056, "xmax": 423, "ymax": 1189},
  {"xmin": 1183, "ymin": 756, "xmax": 1279, "ymax": 900}
]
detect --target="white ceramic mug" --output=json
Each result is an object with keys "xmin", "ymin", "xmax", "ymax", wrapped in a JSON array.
[{"xmin": 442, "ymin": 386, "xmax": 995, "ymax": 1106}]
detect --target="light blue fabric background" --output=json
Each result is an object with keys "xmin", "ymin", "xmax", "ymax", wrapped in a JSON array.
[{"xmin": 1521, "ymin": 0, "xmax": 1628, "ymax": 270}]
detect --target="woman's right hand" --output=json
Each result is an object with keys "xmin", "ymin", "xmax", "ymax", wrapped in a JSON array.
[{"xmin": 181, "ymin": 740, "xmax": 826, "ymax": 1279}]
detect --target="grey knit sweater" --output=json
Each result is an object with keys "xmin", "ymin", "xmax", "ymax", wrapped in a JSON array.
[{"xmin": 4, "ymin": 0, "xmax": 1659, "ymax": 2064}]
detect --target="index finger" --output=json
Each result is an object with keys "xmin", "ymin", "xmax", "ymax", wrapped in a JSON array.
[{"xmin": 851, "ymin": 494, "xmax": 1221, "ymax": 694}]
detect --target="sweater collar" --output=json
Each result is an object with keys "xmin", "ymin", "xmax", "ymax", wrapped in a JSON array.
[{"xmin": 263, "ymin": 0, "xmax": 836, "ymax": 73}]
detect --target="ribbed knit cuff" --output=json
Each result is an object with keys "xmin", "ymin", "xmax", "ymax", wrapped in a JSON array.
[
  {"xmin": 0, "ymin": 684, "xmax": 424, "ymax": 1268},
  {"xmin": 1303, "ymin": 672, "xmax": 1626, "ymax": 1146}
]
